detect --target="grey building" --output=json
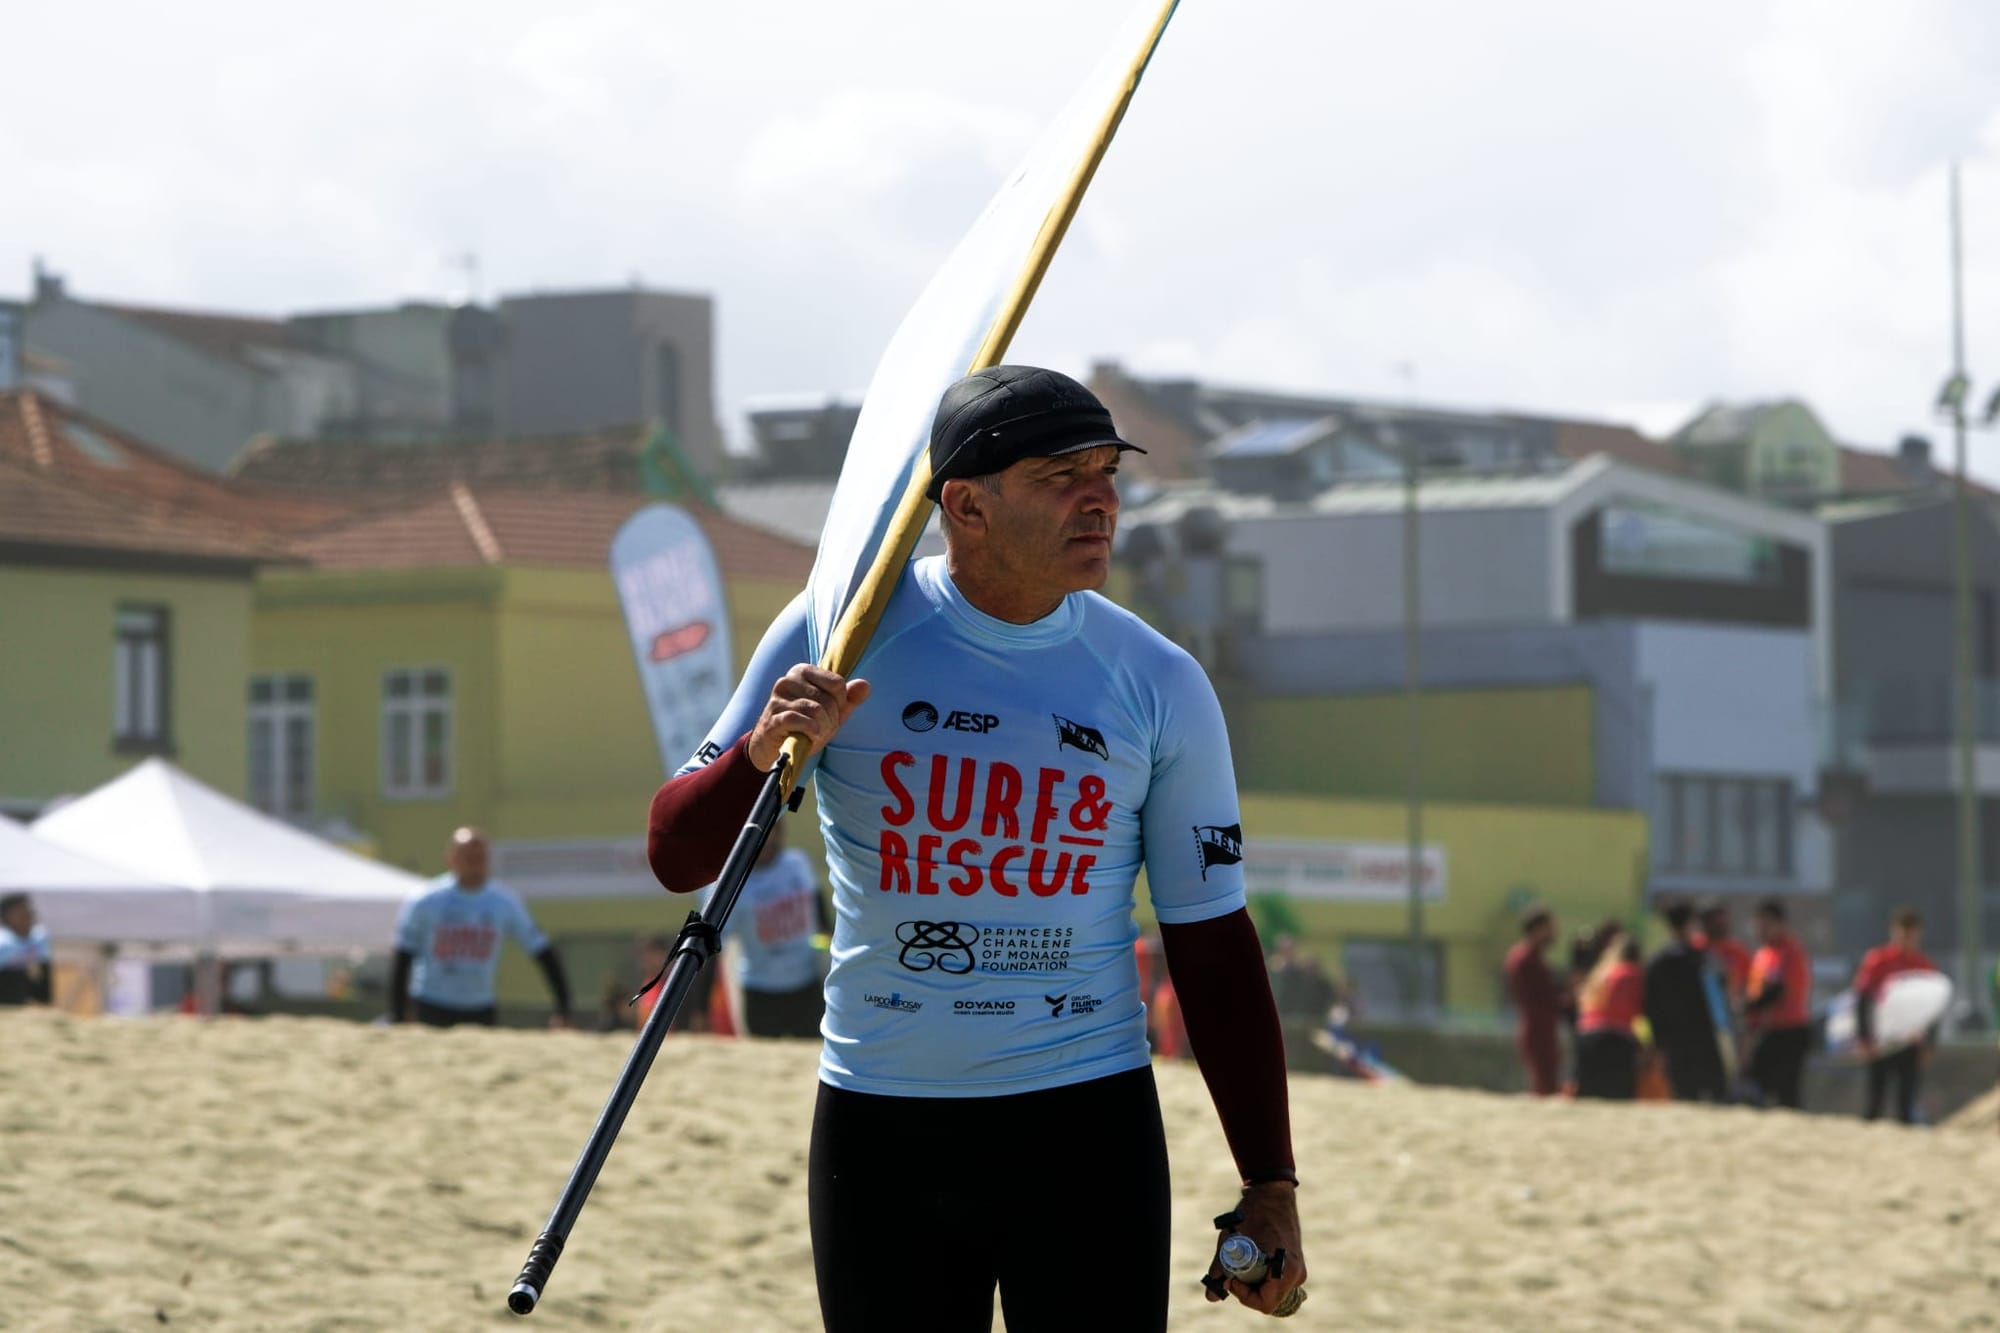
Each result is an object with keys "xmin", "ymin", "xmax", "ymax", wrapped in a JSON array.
[
  {"xmin": 740, "ymin": 395, "xmax": 861, "ymax": 480},
  {"xmin": 1089, "ymin": 359, "xmax": 1684, "ymax": 489},
  {"xmin": 1091, "ymin": 360, "xmax": 1964, "ymax": 517},
  {"xmin": 287, "ymin": 302, "xmax": 506, "ymax": 440},
  {"xmin": 498, "ymin": 288, "xmax": 723, "ymax": 481},
  {"xmin": 18, "ymin": 266, "xmax": 725, "ymax": 481},
  {"xmin": 22, "ymin": 269, "xmax": 360, "ymax": 473},
  {"xmin": 1825, "ymin": 496, "xmax": 2000, "ymax": 986},
  {"xmin": 1120, "ymin": 457, "xmax": 1837, "ymax": 918}
]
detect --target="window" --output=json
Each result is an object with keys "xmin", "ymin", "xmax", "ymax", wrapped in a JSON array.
[
  {"xmin": 249, "ymin": 675, "xmax": 315, "ymax": 817},
  {"xmin": 1658, "ymin": 773, "xmax": 1794, "ymax": 877},
  {"xmin": 1600, "ymin": 504, "xmax": 1779, "ymax": 585},
  {"xmin": 113, "ymin": 605, "xmax": 171, "ymax": 751},
  {"xmin": 382, "ymin": 668, "xmax": 452, "ymax": 799}
]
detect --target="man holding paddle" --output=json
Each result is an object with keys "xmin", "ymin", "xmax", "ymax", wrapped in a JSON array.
[{"xmin": 649, "ymin": 366, "xmax": 1305, "ymax": 1329}]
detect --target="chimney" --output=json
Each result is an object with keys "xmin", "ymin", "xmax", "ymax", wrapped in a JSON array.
[
  {"xmin": 1897, "ymin": 434, "xmax": 1932, "ymax": 475},
  {"xmin": 31, "ymin": 257, "xmax": 65, "ymax": 304}
]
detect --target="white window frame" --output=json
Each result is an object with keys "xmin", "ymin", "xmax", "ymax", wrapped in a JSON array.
[
  {"xmin": 249, "ymin": 674, "xmax": 316, "ymax": 818},
  {"xmin": 1658, "ymin": 772, "xmax": 1794, "ymax": 877},
  {"xmin": 113, "ymin": 604, "xmax": 171, "ymax": 750},
  {"xmin": 381, "ymin": 666, "xmax": 454, "ymax": 800}
]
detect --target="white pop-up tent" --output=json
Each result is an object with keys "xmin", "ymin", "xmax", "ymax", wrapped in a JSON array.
[
  {"xmin": 0, "ymin": 814, "xmax": 202, "ymax": 945},
  {"xmin": 31, "ymin": 758, "xmax": 428, "ymax": 957}
]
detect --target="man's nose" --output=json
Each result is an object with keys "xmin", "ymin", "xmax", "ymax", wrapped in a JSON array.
[{"xmin": 1080, "ymin": 472, "xmax": 1119, "ymax": 514}]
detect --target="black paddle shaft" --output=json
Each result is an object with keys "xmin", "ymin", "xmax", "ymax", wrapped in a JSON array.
[{"xmin": 506, "ymin": 760, "xmax": 792, "ymax": 1316}]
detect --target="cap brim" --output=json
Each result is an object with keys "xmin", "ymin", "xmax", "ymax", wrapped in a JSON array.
[{"xmin": 1041, "ymin": 434, "xmax": 1147, "ymax": 458}]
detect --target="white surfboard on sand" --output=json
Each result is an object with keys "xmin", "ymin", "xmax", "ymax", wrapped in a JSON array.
[{"xmin": 1822, "ymin": 970, "xmax": 1953, "ymax": 1061}]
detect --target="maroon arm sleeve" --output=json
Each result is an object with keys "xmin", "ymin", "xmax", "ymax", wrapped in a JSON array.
[
  {"xmin": 1159, "ymin": 907, "xmax": 1296, "ymax": 1183},
  {"xmin": 646, "ymin": 735, "xmax": 767, "ymax": 894}
]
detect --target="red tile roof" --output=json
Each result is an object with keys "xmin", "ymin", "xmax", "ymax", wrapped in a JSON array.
[
  {"xmin": 294, "ymin": 483, "xmax": 815, "ymax": 579},
  {"xmin": 1536, "ymin": 419, "xmax": 1688, "ymax": 476},
  {"xmin": 0, "ymin": 391, "xmax": 355, "ymax": 537},
  {"xmin": 229, "ymin": 427, "xmax": 649, "ymax": 492},
  {"xmin": 0, "ymin": 458, "xmax": 291, "ymax": 564}
]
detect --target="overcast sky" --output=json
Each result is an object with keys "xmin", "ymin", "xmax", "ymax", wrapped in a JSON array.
[{"xmin": 7, "ymin": 2, "xmax": 2000, "ymax": 474}]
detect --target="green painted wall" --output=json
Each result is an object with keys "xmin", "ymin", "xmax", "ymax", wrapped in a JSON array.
[
  {"xmin": 1749, "ymin": 401, "xmax": 1840, "ymax": 497},
  {"xmin": 1138, "ymin": 792, "xmax": 1648, "ymax": 1015},
  {"xmin": 253, "ymin": 567, "xmax": 503, "ymax": 873},
  {"xmin": 0, "ymin": 564, "xmax": 253, "ymax": 802},
  {"xmin": 255, "ymin": 560, "xmax": 835, "ymax": 1011},
  {"xmin": 1231, "ymin": 685, "xmax": 1595, "ymax": 807},
  {"xmin": 489, "ymin": 568, "xmax": 802, "ymax": 838},
  {"xmin": 253, "ymin": 562, "xmax": 821, "ymax": 875}
]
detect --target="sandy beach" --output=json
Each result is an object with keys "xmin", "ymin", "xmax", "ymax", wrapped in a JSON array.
[{"xmin": 5, "ymin": 1012, "xmax": 1999, "ymax": 1332}]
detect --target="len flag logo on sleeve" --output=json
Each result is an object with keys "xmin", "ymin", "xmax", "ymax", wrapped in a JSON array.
[{"xmin": 1193, "ymin": 823, "xmax": 1243, "ymax": 880}]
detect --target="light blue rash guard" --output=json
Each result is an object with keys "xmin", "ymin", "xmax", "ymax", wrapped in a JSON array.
[
  {"xmin": 681, "ymin": 556, "xmax": 1247, "ymax": 1098},
  {"xmin": 0, "ymin": 923, "xmax": 51, "ymax": 972},
  {"xmin": 721, "ymin": 848, "xmax": 823, "ymax": 994},
  {"xmin": 394, "ymin": 877, "xmax": 549, "ymax": 1011}
]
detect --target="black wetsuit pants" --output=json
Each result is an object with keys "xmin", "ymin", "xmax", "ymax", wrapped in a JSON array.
[
  {"xmin": 1864, "ymin": 1045, "xmax": 1922, "ymax": 1124},
  {"xmin": 809, "ymin": 1066, "xmax": 1172, "ymax": 1332},
  {"xmin": 1659, "ymin": 1041, "xmax": 1728, "ymax": 1103},
  {"xmin": 1747, "ymin": 1025, "xmax": 1810, "ymax": 1109},
  {"xmin": 1573, "ymin": 1031, "xmax": 1638, "ymax": 1100},
  {"xmin": 412, "ymin": 999, "xmax": 497, "ymax": 1028}
]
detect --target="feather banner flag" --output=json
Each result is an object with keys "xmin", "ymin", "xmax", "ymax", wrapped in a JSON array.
[{"xmin": 609, "ymin": 504, "xmax": 735, "ymax": 776}]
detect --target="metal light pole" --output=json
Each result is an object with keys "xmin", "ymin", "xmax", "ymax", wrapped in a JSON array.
[
  {"xmin": 1944, "ymin": 161, "xmax": 1984, "ymax": 1020},
  {"xmin": 1392, "ymin": 420, "xmax": 1426, "ymax": 1017}
]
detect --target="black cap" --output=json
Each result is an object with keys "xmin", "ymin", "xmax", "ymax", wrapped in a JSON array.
[{"xmin": 925, "ymin": 365, "xmax": 1143, "ymax": 501}]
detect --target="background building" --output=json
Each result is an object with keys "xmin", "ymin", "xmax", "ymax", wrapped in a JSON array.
[
  {"xmin": 1116, "ymin": 454, "xmax": 1836, "ymax": 1013},
  {"xmin": 19, "ymin": 266, "xmax": 725, "ymax": 481},
  {"xmin": 0, "ymin": 390, "xmax": 326, "ymax": 809},
  {"xmin": 1825, "ymin": 496, "xmax": 2000, "ymax": 981}
]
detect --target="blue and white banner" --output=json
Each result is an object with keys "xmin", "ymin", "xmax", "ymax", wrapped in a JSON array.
[
  {"xmin": 610, "ymin": 504, "xmax": 736, "ymax": 774},
  {"xmin": 804, "ymin": 0, "xmax": 1181, "ymax": 663}
]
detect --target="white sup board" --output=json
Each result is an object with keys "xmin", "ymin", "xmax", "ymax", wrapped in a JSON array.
[{"xmin": 1822, "ymin": 970, "xmax": 1953, "ymax": 1060}]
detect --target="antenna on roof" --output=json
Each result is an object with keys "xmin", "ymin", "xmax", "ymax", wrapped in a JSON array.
[{"xmin": 447, "ymin": 252, "xmax": 481, "ymax": 306}]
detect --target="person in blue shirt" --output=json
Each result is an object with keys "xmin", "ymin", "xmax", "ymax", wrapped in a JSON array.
[
  {"xmin": 648, "ymin": 366, "xmax": 1304, "ymax": 1329},
  {"xmin": 0, "ymin": 893, "xmax": 53, "ymax": 1007},
  {"xmin": 717, "ymin": 818, "xmax": 828, "ymax": 1039},
  {"xmin": 390, "ymin": 827, "xmax": 571, "ymax": 1029}
]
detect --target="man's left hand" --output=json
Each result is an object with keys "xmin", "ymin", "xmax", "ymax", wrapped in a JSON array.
[{"xmin": 1205, "ymin": 1180, "xmax": 1306, "ymax": 1315}]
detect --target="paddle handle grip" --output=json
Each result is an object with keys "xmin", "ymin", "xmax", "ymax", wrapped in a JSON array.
[{"xmin": 507, "ymin": 1230, "xmax": 565, "ymax": 1315}]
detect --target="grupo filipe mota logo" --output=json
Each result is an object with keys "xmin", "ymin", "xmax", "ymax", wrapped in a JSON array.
[{"xmin": 902, "ymin": 701, "xmax": 939, "ymax": 732}]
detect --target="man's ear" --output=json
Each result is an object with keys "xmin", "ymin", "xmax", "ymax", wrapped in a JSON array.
[{"xmin": 939, "ymin": 478, "xmax": 989, "ymax": 532}]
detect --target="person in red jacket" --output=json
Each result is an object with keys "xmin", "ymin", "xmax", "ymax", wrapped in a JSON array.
[
  {"xmin": 1853, "ymin": 908, "xmax": 1939, "ymax": 1124},
  {"xmin": 1743, "ymin": 898, "xmax": 1813, "ymax": 1110},
  {"xmin": 1574, "ymin": 926, "xmax": 1644, "ymax": 1100},
  {"xmin": 1503, "ymin": 908, "xmax": 1567, "ymax": 1096},
  {"xmin": 1693, "ymin": 901, "xmax": 1752, "ymax": 1006}
]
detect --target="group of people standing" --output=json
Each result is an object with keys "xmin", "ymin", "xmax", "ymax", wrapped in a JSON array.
[{"xmin": 1504, "ymin": 897, "xmax": 1823, "ymax": 1111}]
